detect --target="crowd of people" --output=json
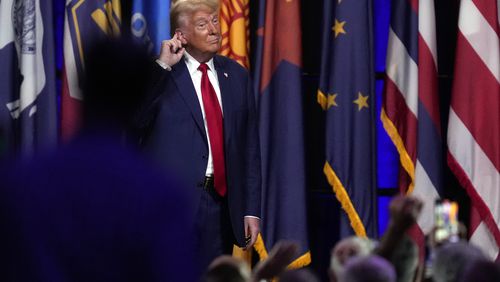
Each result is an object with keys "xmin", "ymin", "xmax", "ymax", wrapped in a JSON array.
[{"xmin": 200, "ymin": 195, "xmax": 500, "ymax": 282}]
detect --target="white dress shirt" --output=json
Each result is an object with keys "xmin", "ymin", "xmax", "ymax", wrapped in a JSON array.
[{"xmin": 183, "ymin": 51, "xmax": 223, "ymax": 176}]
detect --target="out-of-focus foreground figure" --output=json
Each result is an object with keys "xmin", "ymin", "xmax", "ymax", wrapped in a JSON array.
[{"xmin": 0, "ymin": 38, "xmax": 195, "ymax": 282}]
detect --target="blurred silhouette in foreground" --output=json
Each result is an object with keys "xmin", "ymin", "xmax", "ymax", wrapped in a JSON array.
[
  {"xmin": 433, "ymin": 241, "xmax": 486, "ymax": 282},
  {"xmin": 0, "ymin": 38, "xmax": 195, "ymax": 282},
  {"xmin": 459, "ymin": 258, "xmax": 500, "ymax": 282},
  {"xmin": 339, "ymin": 255, "xmax": 396, "ymax": 282},
  {"xmin": 329, "ymin": 236, "xmax": 377, "ymax": 282},
  {"xmin": 203, "ymin": 240, "xmax": 299, "ymax": 282},
  {"xmin": 204, "ymin": 255, "xmax": 251, "ymax": 282},
  {"xmin": 278, "ymin": 269, "xmax": 320, "ymax": 282}
]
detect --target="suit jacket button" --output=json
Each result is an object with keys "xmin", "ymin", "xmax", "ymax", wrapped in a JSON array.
[
  {"xmin": 202, "ymin": 155, "xmax": 207, "ymax": 159},
  {"xmin": 197, "ymin": 182, "xmax": 204, "ymax": 187}
]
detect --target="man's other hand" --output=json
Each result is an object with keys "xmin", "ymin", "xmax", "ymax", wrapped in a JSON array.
[{"xmin": 244, "ymin": 217, "xmax": 260, "ymax": 250}]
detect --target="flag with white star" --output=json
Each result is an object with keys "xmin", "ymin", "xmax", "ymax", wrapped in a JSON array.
[{"xmin": 317, "ymin": 0, "xmax": 377, "ymax": 238}]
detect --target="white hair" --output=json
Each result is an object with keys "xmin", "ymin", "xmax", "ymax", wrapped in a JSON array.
[{"xmin": 330, "ymin": 236, "xmax": 378, "ymax": 279}]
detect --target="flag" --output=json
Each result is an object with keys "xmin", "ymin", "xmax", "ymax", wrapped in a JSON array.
[
  {"xmin": 219, "ymin": 0, "xmax": 250, "ymax": 68},
  {"xmin": 131, "ymin": 0, "xmax": 170, "ymax": 55},
  {"xmin": 0, "ymin": 0, "xmax": 58, "ymax": 156},
  {"xmin": 317, "ymin": 0, "xmax": 377, "ymax": 238},
  {"xmin": 381, "ymin": 0, "xmax": 442, "ymax": 255},
  {"xmin": 447, "ymin": 0, "xmax": 499, "ymax": 260},
  {"xmin": 61, "ymin": 0, "xmax": 121, "ymax": 139},
  {"xmin": 218, "ymin": 0, "xmax": 252, "ymax": 261},
  {"xmin": 253, "ymin": 0, "xmax": 310, "ymax": 267}
]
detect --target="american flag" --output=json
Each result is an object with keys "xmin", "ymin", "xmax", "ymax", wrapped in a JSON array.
[
  {"xmin": 382, "ymin": 0, "xmax": 442, "ymax": 256},
  {"xmin": 447, "ymin": 0, "xmax": 499, "ymax": 260}
]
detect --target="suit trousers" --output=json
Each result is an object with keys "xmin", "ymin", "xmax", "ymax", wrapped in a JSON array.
[{"xmin": 194, "ymin": 187, "xmax": 235, "ymax": 272}]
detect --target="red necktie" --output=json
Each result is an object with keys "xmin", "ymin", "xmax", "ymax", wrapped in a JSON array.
[{"xmin": 198, "ymin": 63, "xmax": 227, "ymax": 197}]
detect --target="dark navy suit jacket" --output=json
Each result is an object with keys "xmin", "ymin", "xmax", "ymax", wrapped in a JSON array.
[{"xmin": 136, "ymin": 55, "xmax": 261, "ymax": 247}]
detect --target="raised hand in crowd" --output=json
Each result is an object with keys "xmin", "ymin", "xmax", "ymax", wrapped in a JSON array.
[{"xmin": 251, "ymin": 240, "xmax": 299, "ymax": 282}]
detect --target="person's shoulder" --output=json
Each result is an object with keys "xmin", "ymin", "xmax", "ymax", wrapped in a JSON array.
[{"xmin": 214, "ymin": 55, "xmax": 248, "ymax": 75}]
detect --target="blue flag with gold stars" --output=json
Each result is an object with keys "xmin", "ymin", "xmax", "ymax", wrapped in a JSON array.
[{"xmin": 317, "ymin": 0, "xmax": 377, "ymax": 238}]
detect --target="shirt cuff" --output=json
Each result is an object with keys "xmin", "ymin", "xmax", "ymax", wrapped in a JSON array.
[
  {"xmin": 244, "ymin": 215, "xmax": 260, "ymax": 220},
  {"xmin": 155, "ymin": 59, "xmax": 172, "ymax": 71}
]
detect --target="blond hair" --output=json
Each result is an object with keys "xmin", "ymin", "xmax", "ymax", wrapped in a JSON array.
[{"xmin": 170, "ymin": 0, "xmax": 220, "ymax": 35}]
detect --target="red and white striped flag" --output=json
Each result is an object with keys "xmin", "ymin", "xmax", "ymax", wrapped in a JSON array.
[
  {"xmin": 447, "ymin": 0, "xmax": 500, "ymax": 261},
  {"xmin": 382, "ymin": 0, "xmax": 442, "ymax": 258}
]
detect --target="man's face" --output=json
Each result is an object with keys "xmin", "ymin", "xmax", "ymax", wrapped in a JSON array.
[{"xmin": 180, "ymin": 8, "xmax": 221, "ymax": 61}]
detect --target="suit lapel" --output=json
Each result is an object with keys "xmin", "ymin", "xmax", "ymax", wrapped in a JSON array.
[
  {"xmin": 171, "ymin": 61, "xmax": 207, "ymax": 140},
  {"xmin": 214, "ymin": 56, "xmax": 233, "ymax": 144}
]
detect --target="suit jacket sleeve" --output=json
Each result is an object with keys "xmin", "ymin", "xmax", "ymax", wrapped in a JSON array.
[
  {"xmin": 244, "ymin": 72, "xmax": 262, "ymax": 218},
  {"xmin": 130, "ymin": 62, "xmax": 171, "ymax": 145}
]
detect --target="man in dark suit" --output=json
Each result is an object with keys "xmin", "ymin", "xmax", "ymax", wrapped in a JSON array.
[{"xmin": 135, "ymin": 0, "xmax": 261, "ymax": 270}]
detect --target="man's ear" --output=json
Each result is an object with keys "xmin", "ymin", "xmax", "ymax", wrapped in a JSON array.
[{"xmin": 175, "ymin": 29, "xmax": 188, "ymax": 45}]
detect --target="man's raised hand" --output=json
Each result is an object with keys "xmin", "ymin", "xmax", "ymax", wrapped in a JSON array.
[{"xmin": 158, "ymin": 32, "xmax": 186, "ymax": 68}]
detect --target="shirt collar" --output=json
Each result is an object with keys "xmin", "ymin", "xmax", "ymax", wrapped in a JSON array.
[{"xmin": 184, "ymin": 51, "xmax": 216, "ymax": 76}]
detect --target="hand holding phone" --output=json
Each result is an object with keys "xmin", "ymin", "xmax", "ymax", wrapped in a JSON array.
[{"xmin": 434, "ymin": 199, "xmax": 459, "ymax": 244}]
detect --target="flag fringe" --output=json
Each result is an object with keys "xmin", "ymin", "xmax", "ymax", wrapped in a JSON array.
[
  {"xmin": 380, "ymin": 108, "xmax": 415, "ymax": 194},
  {"xmin": 254, "ymin": 233, "xmax": 268, "ymax": 260},
  {"xmin": 287, "ymin": 251, "xmax": 312, "ymax": 269},
  {"xmin": 254, "ymin": 233, "xmax": 312, "ymax": 268},
  {"xmin": 323, "ymin": 161, "xmax": 367, "ymax": 237}
]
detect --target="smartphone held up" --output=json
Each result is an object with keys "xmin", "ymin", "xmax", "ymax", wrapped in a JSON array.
[{"xmin": 434, "ymin": 199, "xmax": 459, "ymax": 244}]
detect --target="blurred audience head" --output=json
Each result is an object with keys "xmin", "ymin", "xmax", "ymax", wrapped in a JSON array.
[
  {"xmin": 82, "ymin": 37, "xmax": 152, "ymax": 132},
  {"xmin": 339, "ymin": 255, "xmax": 396, "ymax": 282},
  {"xmin": 279, "ymin": 268, "xmax": 320, "ymax": 282},
  {"xmin": 329, "ymin": 236, "xmax": 377, "ymax": 281},
  {"xmin": 459, "ymin": 258, "xmax": 500, "ymax": 282},
  {"xmin": 433, "ymin": 241, "xmax": 486, "ymax": 282},
  {"xmin": 203, "ymin": 255, "xmax": 251, "ymax": 282}
]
